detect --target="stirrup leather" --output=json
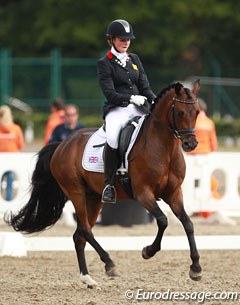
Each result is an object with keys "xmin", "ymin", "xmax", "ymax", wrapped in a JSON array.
[{"xmin": 101, "ymin": 184, "xmax": 116, "ymax": 204}]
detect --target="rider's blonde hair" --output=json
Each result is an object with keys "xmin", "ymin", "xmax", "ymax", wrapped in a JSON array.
[{"xmin": 0, "ymin": 105, "xmax": 13, "ymax": 125}]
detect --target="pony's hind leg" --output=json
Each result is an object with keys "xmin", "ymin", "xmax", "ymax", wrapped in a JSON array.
[
  {"xmin": 73, "ymin": 227, "xmax": 100, "ymax": 289},
  {"xmin": 86, "ymin": 193, "xmax": 117, "ymax": 277},
  {"xmin": 141, "ymin": 201, "xmax": 168, "ymax": 259},
  {"xmin": 71, "ymin": 190, "xmax": 116, "ymax": 289},
  {"xmin": 58, "ymin": 182, "xmax": 112, "ymax": 288},
  {"xmin": 79, "ymin": 227, "xmax": 116, "ymax": 276}
]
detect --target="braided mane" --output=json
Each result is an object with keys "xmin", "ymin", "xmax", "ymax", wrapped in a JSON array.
[
  {"xmin": 151, "ymin": 82, "xmax": 183, "ymax": 111},
  {"xmin": 156, "ymin": 83, "xmax": 176, "ymax": 100},
  {"xmin": 156, "ymin": 82, "xmax": 184, "ymax": 100}
]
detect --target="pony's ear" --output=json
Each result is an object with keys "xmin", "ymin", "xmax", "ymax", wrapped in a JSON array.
[
  {"xmin": 192, "ymin": 79, "xmax": 200, "ymax": 95},
  {"xmin": 175, "ymin": 82, "xmax": 184, "ymax": 96}
]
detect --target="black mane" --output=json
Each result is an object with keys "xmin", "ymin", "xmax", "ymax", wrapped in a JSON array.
[
  {"xmin": 156, "ymin": 82, "xmax": 183, "ymax": 101},
  {"xmin": 151, "ymin": 82, "xmax": 184, "ymax": 111}
]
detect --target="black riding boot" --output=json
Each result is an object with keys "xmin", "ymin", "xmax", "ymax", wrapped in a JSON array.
[{"xmin": 102, "ymin": 144, "xmax": 119, "ymax": 204}]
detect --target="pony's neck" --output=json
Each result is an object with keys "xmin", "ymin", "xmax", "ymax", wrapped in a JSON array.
[
  {"xmin": 142, "ymin": 88, "xmax": 179, "ymax": 155},
  {"xmin": 151, "ymin": 88, "xmax": 176, "ymax": 127}
]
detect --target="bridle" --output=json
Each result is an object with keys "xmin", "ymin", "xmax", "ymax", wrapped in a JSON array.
[
  {"xmin": 129, "ymin": 94, "xmax": 198, "ymax": 163},
  {"xmin": 169, "ymin": 96, "xmax": 198, "ymax": 140}
]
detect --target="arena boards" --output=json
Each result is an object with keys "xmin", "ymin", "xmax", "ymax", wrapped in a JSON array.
[{"xmin": 1, "ymin": 233, "xmax": 240, "ymax": 256}]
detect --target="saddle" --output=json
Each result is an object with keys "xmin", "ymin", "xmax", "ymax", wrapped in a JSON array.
[
  {"xmin": 82, "ymin": 115, "xmax": 145, "ymax": 196},
  {"xmin": 118, "ymin": 116, "xmax": 141, "ymax": 168},
  {"xmin": 117, "ymin": 116, "xmax": 142, "ymax": 197}
]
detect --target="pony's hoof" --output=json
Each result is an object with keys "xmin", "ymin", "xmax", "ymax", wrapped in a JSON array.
[
  {"xmin": 80, "ymin": 273, "xmax": 101, "ymax": 289},
  {"xmin": 142, "ymin": 247, "xmax": 151, "ymax": 259},
  {"xmin": 106, "ymin": 266, "xmax": 117, "ymax": 277},
  {"xmin": 189, "ymin": 269, "xmax": 202, "ymax": 281},
  {"xmin": 87, "ymin": 284, "xmax": 101, "ymax": 290}
]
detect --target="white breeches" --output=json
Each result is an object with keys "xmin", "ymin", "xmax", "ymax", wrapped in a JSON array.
[{"xmin": 105, "ymin": 104, "xmax": 145, "ymax": 149}]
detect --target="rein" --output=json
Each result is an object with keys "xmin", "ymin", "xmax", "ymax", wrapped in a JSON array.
[
  {"xmin": 129, "ymin": 94, "xmax": 198, "ymax": 163},
  {"xmin": 169, "ymin": 96, "xmax": 198, "ymax": 140}
]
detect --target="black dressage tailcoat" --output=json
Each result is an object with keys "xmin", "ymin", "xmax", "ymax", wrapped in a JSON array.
[{"xmin": 97, "ymin": 52, "xmax": 156, "ymax": 118}]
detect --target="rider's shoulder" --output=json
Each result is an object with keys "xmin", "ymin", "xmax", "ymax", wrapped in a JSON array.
[
  {"xmin": 128, "ymin": 53, "xmax": 139, "ymax": 59},
  {"xmin": 98, "ymin": 53, "xmax": 112, "ymax": 66}
]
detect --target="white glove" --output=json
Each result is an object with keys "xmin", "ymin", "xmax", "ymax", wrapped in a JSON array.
[{"xmin": 130, "ymin": 95, "xmax": 147, "ymax": 106}]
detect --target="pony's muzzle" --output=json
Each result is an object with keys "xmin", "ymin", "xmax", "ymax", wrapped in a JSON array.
[{"xmin": 182, "ymin": 138, "xmax": 198, "ymax": 152}]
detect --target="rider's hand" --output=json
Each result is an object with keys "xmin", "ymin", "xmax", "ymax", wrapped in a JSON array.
[{"xmin": 130, "ymin": 95, "xmax": 147, "ymax": 106}]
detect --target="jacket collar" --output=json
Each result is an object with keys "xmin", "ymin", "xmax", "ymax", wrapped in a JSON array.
[{"xmin": 106, "ymin": 50, "xmax": 132, "ymax": 69}]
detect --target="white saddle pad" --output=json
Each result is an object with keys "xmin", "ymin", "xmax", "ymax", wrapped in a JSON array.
[{"xmin": 82, "ymin": 116, "xmax": 145, "ymax": 173}]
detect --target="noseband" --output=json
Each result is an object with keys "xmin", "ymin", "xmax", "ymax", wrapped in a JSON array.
[{"xmin": 169, "ymin": 96, "xmax": 198, "ymax": 140}]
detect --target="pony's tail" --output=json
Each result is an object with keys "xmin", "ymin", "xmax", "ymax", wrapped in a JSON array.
[{"xmin": 4, "ymin": 142, "xmax": 68, "ymax": 233}]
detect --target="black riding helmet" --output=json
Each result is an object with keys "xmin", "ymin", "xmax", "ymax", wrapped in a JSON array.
[{"xmin": 106, "ymin": 19, "xmax": 135, "ymax": 39}]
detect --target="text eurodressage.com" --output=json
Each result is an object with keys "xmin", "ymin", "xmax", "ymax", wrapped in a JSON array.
[{"xmin": 124, "ymin": 288, "xmax": 239, "ymax": 303}]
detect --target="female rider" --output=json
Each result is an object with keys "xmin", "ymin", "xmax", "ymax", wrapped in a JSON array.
[{"xmin": 97, "ymin": 19, "xmax": 156, "ymax": 204}]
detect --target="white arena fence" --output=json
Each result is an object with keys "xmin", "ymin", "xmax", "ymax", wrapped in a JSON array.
[
  {"xmin": 0, "ymin": 151, "xmax": 240, "ymax": 256},
  {"xmin": 0, "ymin": 152, "xmax": 240, "ymax": 219},
  {"xmin": 182, "ymin": 152, "xmax": 240, "ymax": 215}
]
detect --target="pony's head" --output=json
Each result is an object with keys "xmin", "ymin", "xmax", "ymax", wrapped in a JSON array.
[
  {"xmin": 153, "ymin": 80, "xmax": 200, "ymax": 152},
  {"xmin": 170, "ymin": 80, "xmax": 200, "ymax": 152}
]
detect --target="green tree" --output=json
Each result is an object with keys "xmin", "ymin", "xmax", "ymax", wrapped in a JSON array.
[{"xmin": 0, "ymin": 0, "xmax": 239, "ymax": 79}]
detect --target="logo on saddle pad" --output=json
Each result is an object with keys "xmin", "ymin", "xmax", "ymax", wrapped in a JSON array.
[
  {"xmin": 82, "ymin": 116, "xmax": 145, "ymax": 173},
  {"xmin": 88, "ymin": 156, "xmax": 99, "ymax": 163}
]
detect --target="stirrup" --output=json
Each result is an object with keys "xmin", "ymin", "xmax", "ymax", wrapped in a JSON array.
[{"xmin": 101, "ymin": 184, "xmax": 117, "ymax": 204}]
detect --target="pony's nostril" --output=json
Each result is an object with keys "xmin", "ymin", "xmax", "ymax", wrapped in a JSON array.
[
  {"xmin": 183, "ymin": 141, "xmax": 190, "ymax": 147},
  {"xmin": 192, "ymin": 141, "xmax": 198, "ymax": 149},
  {"xmin": 183, "ymin": 141, "xmax": 198, "ymax": 151}
]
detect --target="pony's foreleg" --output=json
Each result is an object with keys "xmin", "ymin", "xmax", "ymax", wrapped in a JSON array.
[
  {"xmin": 73, "ymin": 229, "xmax": 100, "ymax": 289},
  {"xmin": 169, "ymin": 193, "xmax": 202, "ymax": 281},
  {"xmin": 142, "ymin": 201, "xmax": 168, "ymax": 259},
  {"xmin": 177, "ymin": 208, "xmax": 202, "ymax": 281}
]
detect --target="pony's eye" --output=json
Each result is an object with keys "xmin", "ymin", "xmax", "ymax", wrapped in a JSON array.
[{"xmin": 177, "ymin": 111, "xmax": 184, "ymax": 118}]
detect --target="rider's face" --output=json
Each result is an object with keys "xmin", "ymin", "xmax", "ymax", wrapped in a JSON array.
[{"xmin": 113, "ymin": 37, "xmax": 130, "ymax": 53}]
